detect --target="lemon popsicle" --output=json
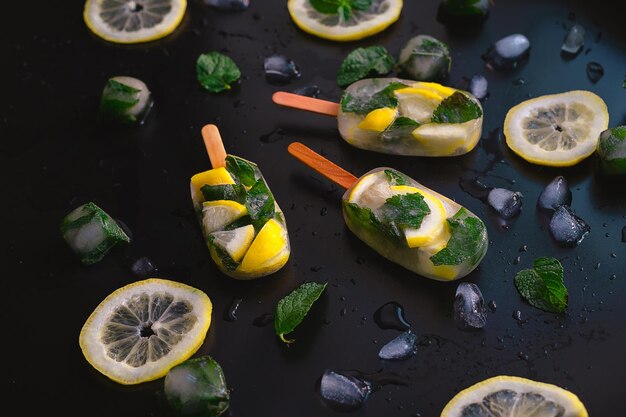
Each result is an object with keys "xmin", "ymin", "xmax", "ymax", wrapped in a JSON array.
[
  {"xmin": 288, "ymin": 143, "xmax": 487, "ymax": 281},
  {"xmin": 191, "ymin": 125, "xmax": 290, "ymax": 279},
  {"xmin": 273, "ymin": 78, "xmax": 483, "ymax": 157}
]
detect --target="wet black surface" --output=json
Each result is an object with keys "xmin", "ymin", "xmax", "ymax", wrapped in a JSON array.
[{"xmin": 4, "ymin": 0, "xmax": 626, "ymax": 415}]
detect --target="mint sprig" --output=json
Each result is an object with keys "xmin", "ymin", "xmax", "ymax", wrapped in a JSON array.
[
  {"xmin": 310, "ymin": 0, "xmax": 372, "ymax": 21},
  {"xmin": 337, "ymin": 46, "xmax": 395, "ymax": 87},
  {"xmin": 430, "ymin": 208, "xmax": 487, "ymax": 266},
  {"xmin": 197, "ymin": 52, "xmax": 241, "ymax": 93},
  {"xmin": 431, "ymin": 92, "xmax": 482, "ymax": 124},
  {"xmin": 514, "ymin": 257, "xmax": 568, "ymax": 314},
  {"xmin": 275, "ymin": 282, "xmax": 327, "ymax": 344}
]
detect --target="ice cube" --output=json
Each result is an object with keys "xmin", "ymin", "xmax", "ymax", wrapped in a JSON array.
[
  {"xmin": 596, "ymin": 126, "xmax": 626, "ymax": 176},
  {"xmin": 469, "ymin": 75, "xmax": 488, "ymax": 100},
  {"xmin": 487, "ymin": 188, "xmax": 523, "ymax": 219},
  {"xmin": 264, "ymin": 54, "xmax": 301, "ymax": 85},
  {"xmin": 204, "ymin": 0, "xmax": 249, "ymax": 11},
  {"xmin": 482, "ymin": 34, "xmax": 530, "ymax": 70},
  {"xmin": 454, "ymin": 283, "xmax": 486, "ymax": 331},
  {"xmin": 537, "ymin": 176, "xmax": 572, "ymax": 213},
  {"xmin": 378, "ymin": 331, "xmax": 417, "ymax": 360},
  {"xmin": 164, "ymin": 356, "xmax": 230, "ymax": 417},
  {"xmin": 60, "ymin": 202, "xmax": 131, "ymax": 265},
  {"xmin": 397, "ymin": 35, "xmax": 451, "ymax": 81},
  {"xmin": 586, "ymin": 62, "xmax": 604, "ymax": 83},
  {"xmin": 562, "ymin": 24, "xmax": 585, "ymax": 55},
  {"xmin": 131, "ymin": 257, "xmax": 157, "ymax": 276},
  {"xmin": 319, "ymin": 370, "xmax": 371, "ymax": 411},
  {"xmin": 549, "ymin": 205, "xmax": 590, "ymax": 247}
]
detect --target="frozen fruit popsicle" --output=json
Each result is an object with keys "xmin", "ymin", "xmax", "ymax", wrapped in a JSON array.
[
  {"xmin": 273, "ymin": 78, "xmax": 483, "ymax": 157},
  {"xmin": 288, "ymin": 142, "xmax": 488, "ymax": 281},
  {"xmin": 191, "ymin": 125, "xmax": 290, "ymax": 279}
]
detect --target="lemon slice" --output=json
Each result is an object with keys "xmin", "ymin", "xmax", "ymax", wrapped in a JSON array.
[
  {"xmin": 209, "ymin": 225, "xmax": 255, "ymax": 263},
  {"xmin": 390, "ymin": 185, "xmax": 448, "ymax": 248},
  {"xmin": 412, "ymin": 122, "xmax": 480, "ymax": 156},
  {"xmin": 395, "ymin": 88, "xmax": 443, "ymax": 123},
  {"xmin": 413, "ymin": 82, "xmax": 456, "ymax": 98},
  {"xmin": 504, "ymin": 90, "xmax": 609, "ymax": 167},
  {"xmin": 201, "ymin": 200, "xmax": 247, "ymax": 235},
  {"xmin": 347, "ymin": 171, "xmax": 394, "ymax": 210},
  {"xmin": 190, "ymin": 167, "xmax": 236, "ymax": 206},
  {"xmin": 79, "ymin": 278, "xmax": 212, "ymax": 385},
  {"xmin": 358, "ymin": 107, "xmax": 397, "ymax": 132},
  {"xmin": 84, "ymin": 0, "xmax": 187, "ymax": 44},
  {"xmin": 441, "ymin": 375, "xmax": 588, "ymax": 417},
  {"xmin": 238, "ymin": 219, "xmax": 289, "ymax": 277},
  {"xmin": 287, "ymin": 0, "xmax": 402, "ymax": 42}
]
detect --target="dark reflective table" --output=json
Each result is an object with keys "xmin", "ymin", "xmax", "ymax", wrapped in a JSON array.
[{"xmin": 4, "ymin": 0, "xmax": 625, "ymax": 415}]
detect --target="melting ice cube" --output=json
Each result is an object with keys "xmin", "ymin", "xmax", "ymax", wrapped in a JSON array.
[
  {"xmin": 586, "ymin": 62, "xmax": 604, "ymax": 83},
  {"xmin": 164, "ymin": 356, "xmax": 230, "ymax": 417},
  {"xmin": 131, "ymin": 257, "xmax": 158, "ymax": 276},
  {"xmin": 454, "ymin": 283, "xmax": 487, "ymax": 331},
  {"xmin": 264, "ymin": 54, "xmax": 301, "ymax": 85},
  {"xmin": 562, "ymin": 24, "xmax": 585, "ymax": 55},
  {"xmin": 482, "ymin": 34, "xmax": 530, "ymax": 70},
  {"xmin": 319, "ymin": 370, "xmax": 371, "ymax": 411},
  {"xmin": 537, "ymin": 176, "xmax": 572, "ymax": 213},
  {"xmin": 204, "ymin": 0, "xmax": 249, "ymax": 11},
  {"xmin": 469, "ymin": 75, "xmax": 488, "ymax": 100},
  {"xmin": 487, "ymin": 188, "xmax": 523, "ymax": 219},
  {"xmin": 549, "ymin": 205, "xmax": 590, "ymax": 247},
  {"xmin": 378, "ymin": 331, "xmax": 417, "ymax": 360}
]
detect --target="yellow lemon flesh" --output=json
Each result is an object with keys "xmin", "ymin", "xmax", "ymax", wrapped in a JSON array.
[
  {"xmin": 201, "ymin": 200, "xmax": 247, "ymax": 235},
  {"xmin": 190, "ymin": 167, "xmax": 235, "ymax": 204},
  {"xmin": 358, "ymin": 107, "xmax": 398, "ymax": 132},
  {"xmin": 287, "ymin": 0, "xmax": 403, "ymax": 42},
  {"xmin": 79, "ymin": 278, "xmax": 212, "ymax": 385},
  {"xmin": 504, "ymin": 90, "xmax": 609, "ymax": 167},
  {"xmin": 84, "ymin": 0, "xmax": 187, "ymax": 44},
  {"xmin": 238, "ymin": 219, "xmax": 289, "ymax": 275},
  {"xmin": 441, "ymin": 375, "xmax": 588, "ymax": 417},
  {"xmin": 390, "ymin": 185, "xmax": 449, "ymax": 249},
  {"xmin": 210, "ymin": 224, "xmax": 255, "ymax": 263}
]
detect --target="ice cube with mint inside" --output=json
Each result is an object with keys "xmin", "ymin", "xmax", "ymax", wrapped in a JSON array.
[
  {"xmin": 60, "ymin": 202, "xmax": 131, "ymax": 265},
  {"xmin": 397, "ymin": 35, "xmax": 451, "ymax": 82},
  {"xmin": 99, "ymin": 76, "xmax": 153, "ymax": 124}
]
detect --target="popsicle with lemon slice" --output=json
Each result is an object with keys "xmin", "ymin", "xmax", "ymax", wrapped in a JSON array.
[
  {"xmin": 273, "ymin": 78, "xmax": 483, "ymax": 156},
  {"xmin": 288, "ymin": 142, "xmax": 487, "ymax": 281},
  {"xmin": 191, "ymin": 125, "xmax": 290, "ymax": 279}
]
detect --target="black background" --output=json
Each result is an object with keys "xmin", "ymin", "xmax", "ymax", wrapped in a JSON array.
[{"xmin": 4, "ymin": 0, "xmax": 626, "ymax": 416}]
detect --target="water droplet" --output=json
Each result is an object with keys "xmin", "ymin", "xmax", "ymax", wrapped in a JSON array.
[
  {"xmin": 513, "ymin": 256, "xmax": 521, "ymax": 265},
  {"xmin": 340, "ymin": 307, "xmax": 347, "ymax": 317},
  {"xmin": 519, "ymin": 244, "xmax": 528, "ymax": 252},
  {"xmin": 310, "ymin": 265, "xmax": 323, "ymax": 272},
  {"xmin": 373, "ymin": 302, "xmax": 411, "ymax": 331},
  {"xmin": 320, "ymin": 207, "xmax": 328, "ymax": 216},
  {"xmin": 586, "ymin": 62, "xmax": 604, "ymax": 83},
  {"xmin": 356, "ymin": 256, "xmax": 366, "ymax": 264},
  {"xmin": 488, "ymin": 300, "xmax": 497, "ymax": 312},
  {"xmin": 131, "ymin": 257, "xmax": 158, "ymax": 276},
  {"xmin": 224, "ymin": 298, "xmax": 242, "ymax": 322},
  {"xmin": 252, "ymin": 312, "xmax": 273, "ymax": 327}
]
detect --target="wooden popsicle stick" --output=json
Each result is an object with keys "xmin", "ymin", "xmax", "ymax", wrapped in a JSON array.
[
  {"xmin": 201, "ymin": 124, "xmax": 227, "ymax": 169},
  {"xmin": 272, "ymin": 92, "xmax": 340, "ymax": 117},
  {"xmin": 287, "ymin": 142, "xmax": 358, "ymax": 190}
]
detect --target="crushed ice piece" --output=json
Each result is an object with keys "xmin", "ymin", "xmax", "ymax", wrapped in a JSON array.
[
  {"xmin": 562, "ymin": 23, "xmax": 585, "ymax": 55},
  {"xmin": 586, "ymin": 62, "xmax": 604, "ymax": 83},
  {"xmin": 378, "ymin": 331, "xmax": 417, "ymax": 360},
  {"xmin": 319, "ymin": 370, "xmax": 371, "ymax": 411},
  {"xmin": 292, "ymin": 85, "xmax": 321, "ymax": 98},
  {"xmin": 549, "ymin": 205, "xmax": 590, "ymax": 247},
  {"xmin": 204, "ymin": 0, "xmax": 249, "ymax": 11},
  {"xmin": 537, "ymin": 176, "xmax": 572, "ymax": 213},
  {"xmin": 482, "ymin": 34, "xmax": 530, "ymax": 70},
  {"xmin": 131, "ymin": 257, "xmax": 158, "ymax": 276},
  {"xmin": 264, "ymin": 54, "xmax": 301, "ymax": 85},
  {"xmin": 469, "ymin": 75, "xmax": 488, "ymax": 100},
  {"xmin": 487, "ymin": 188, "xmax": 523, "ymax": 219},
  {"xmin": 454, "ymin": 282, "xmax": 486, "ymax": 331}
]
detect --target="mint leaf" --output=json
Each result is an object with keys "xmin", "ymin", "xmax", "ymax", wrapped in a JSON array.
[
  {"xmin": 381, "ymin": 193, "xmax": 430, "ymax": 230},
  {"xmin": 514, "ymin": 257, "xmax": 568, "ymax": 314},
  {"xmin": 430, "ymin": 208, "xmax": 487, "ymax": 266},
  {"xmin": 197, "ymin": 52, "xmax": 241, "ymax": 93},
  {"xmin": 99, "ymin": 79, "xmax": 141, "ymax": 123},
  {"xmin": 343, "ymin": 201, "xmax": 401, "ymax": 241},
  {"xmin": 201, "ymin": 183, "xmax": 245, "ymax": 203},
  {"xmin": 245, "ymin": 179, "xmax": 275, "ymax": 231},
  {"xmin": 384, "ymin": 169, "xmax": 409, "ymax": 186},
  {"xmin": 310, "ymin": 0, "xmax": 373, "ymax": 19},
  {"xmin": 225, "ymin": 155, "xmax": 258, "ymax": 187},
  {"xmin": 431, "ymin": 92, "xmax": 482, "ymax": 124},
  {"xmin": 275, "ymin": 282, "xmax": 327, "ymax": 344},
  {"xmin": 337, "ymin": 46, "xmax": 395, "ymax": 87},
  {"xmin": 341, "ymin": 81, "xmax": 408, "ymax": 114}
]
